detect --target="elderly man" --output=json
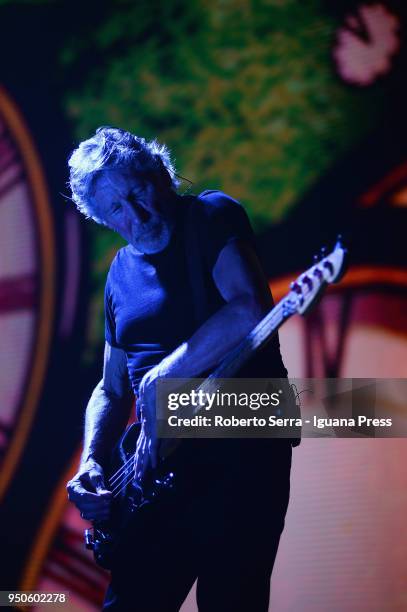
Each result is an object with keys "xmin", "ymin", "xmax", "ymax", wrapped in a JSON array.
[{"xmin": 67, "ymin": 126, "xmax": 294, "ymax": 612}]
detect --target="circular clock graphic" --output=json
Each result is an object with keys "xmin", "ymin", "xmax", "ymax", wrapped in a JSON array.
[
  {"xmin": 0, "ymin": 86, "xmax": 55, "ymax": 500},
  {"xmin": 333, "ymin": 3, "xmax": 400, "ymax": 86}
]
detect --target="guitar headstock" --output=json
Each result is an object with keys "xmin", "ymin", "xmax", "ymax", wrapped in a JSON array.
[{"xmin": 286, "ymin": 237, "xmax": 348, "ymax": 316}]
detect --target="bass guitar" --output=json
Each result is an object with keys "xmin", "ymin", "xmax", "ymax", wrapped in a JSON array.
[{"xmin": 85, "ymin": 238, "xmax": 347, "ymax": 568}]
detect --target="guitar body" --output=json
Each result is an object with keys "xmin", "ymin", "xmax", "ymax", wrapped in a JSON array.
[{"xmin": 85, "ymin": 423, "xmax": 176, "ymax": 569}]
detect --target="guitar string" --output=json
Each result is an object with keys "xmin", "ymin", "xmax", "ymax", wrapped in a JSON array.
[
  {"xmin": 111, "ymin": 430, "xmax": 146, "ymax": 497},
  {"xmin": 109, "ymin": 461, "xmax": 134, "ymax": 487},
  {"xmin": 110, "ymin": 432, "xmax": 146, "ymax": 498},
  {"xmin": 106, "ymin": 296, "xmax": 293, "ymax": 493}
]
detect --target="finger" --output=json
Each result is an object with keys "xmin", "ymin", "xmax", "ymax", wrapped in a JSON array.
[
  {"xmin": 136, "ymin": 429, "xmax": 145, "ymax": 454},
  {"xmin": 67, "ymin": 481, "xmax": 103, "ymax": 503},
  {"xmin": 134, "ymin": 431, "xmax": 145, "ymax": 473},
  {"xmin": 88, "ymin": 470, "xmax": 111, "ymax": 496},
  {"xmin": 148, "ymin": 437, "xmax": 158, "ymax": 469},
  {"xmin": 136, "ymin": 436, "xmax": 148, "ymax": 481},
  {"xmin": 135, "ymin": 397, "xmax": 142, "ymax": 421},
  {"xmin": 137, "ymin": 437, "xmax": 147, "ymax": 480},
  {"xmin": 67, "ymin": 480, "xmax": 112, "ymax": 513}
]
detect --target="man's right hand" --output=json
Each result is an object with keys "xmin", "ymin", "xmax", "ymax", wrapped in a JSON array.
[{"xmin": 66, "ymin": 459, "xmax": 112, "ymax": 522}]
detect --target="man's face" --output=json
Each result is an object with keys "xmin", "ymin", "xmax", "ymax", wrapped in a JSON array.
[{"xmin": 91, "ymin": 169, "xmax": 175, "ymax": 254}]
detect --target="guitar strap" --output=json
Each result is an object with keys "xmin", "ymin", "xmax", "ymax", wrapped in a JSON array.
[{"xmin": 183, "ymin": 194, "xmax": 209, "ymax": 328}]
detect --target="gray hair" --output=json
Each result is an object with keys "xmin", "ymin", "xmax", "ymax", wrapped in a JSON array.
[{"xmin": 67, "ymin": 126, "xmax": 180, "ymax": 221}]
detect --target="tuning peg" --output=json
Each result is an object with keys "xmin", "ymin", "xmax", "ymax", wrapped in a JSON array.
[
  {"xmin": 301, "ymin": 274, "xmax": 313, "ymax": 289},
  {"xmin": 313, "ymin": 254, "xmax": 319, "ymax": 263},
  {"xmin": 320, "ymin": 246, "xmax": 327, "ymax": 258}
]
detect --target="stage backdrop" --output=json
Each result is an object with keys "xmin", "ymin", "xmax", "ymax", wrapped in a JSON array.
[{"xmin": 0, "ymin": 1, "xmax": 406, "ymax": 611}]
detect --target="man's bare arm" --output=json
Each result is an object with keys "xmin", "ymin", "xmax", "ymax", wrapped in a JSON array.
[
  {"xmin": 82, "ymin": 343, "xmax": 134, "ymax": 464},
  {"xmin": 67, "ymin": 343, "xmax": 133, "ymax": 520},
  {"xmin": 155, "ymin": 239, "xmax": 274, "ymax": 378}
]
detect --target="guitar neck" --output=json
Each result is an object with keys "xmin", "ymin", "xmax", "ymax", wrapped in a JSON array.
[
  {"xmin": 193, "ymin": 297, "xmax": 293, "ymax": 403},
  {"xmin": 216, "ymin": 301, "xmax": 287, "ymax": 377}
]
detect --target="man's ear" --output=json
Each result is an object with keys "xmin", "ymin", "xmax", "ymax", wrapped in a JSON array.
[{"xmin": 152, "ymin": 155, "xmax": 171, "ymax": 189}]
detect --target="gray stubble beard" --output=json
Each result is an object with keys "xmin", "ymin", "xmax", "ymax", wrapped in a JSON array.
[{"xmin": 131, "ymin": 215, "xmax": 175, "ymax": 254}]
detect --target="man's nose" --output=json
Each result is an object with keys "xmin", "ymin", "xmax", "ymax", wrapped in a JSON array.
[{"xmin": 124, "ymin": 198, "xmax": 148, "ymax": 223}]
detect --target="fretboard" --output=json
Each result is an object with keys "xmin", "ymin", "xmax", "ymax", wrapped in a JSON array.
[{"xmin": 192, "ymin": 295, "xmax": 295, "ymax": 408}]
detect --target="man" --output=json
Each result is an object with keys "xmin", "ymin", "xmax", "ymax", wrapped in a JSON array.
[{"xmin": 67, "ymin": 126, "xmax": 294, "ymax": 611}]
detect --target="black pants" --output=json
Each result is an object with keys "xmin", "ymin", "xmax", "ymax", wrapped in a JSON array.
[{"xmin": 103, "ymin": 439, "xmax": 292, "ymax": 612}]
